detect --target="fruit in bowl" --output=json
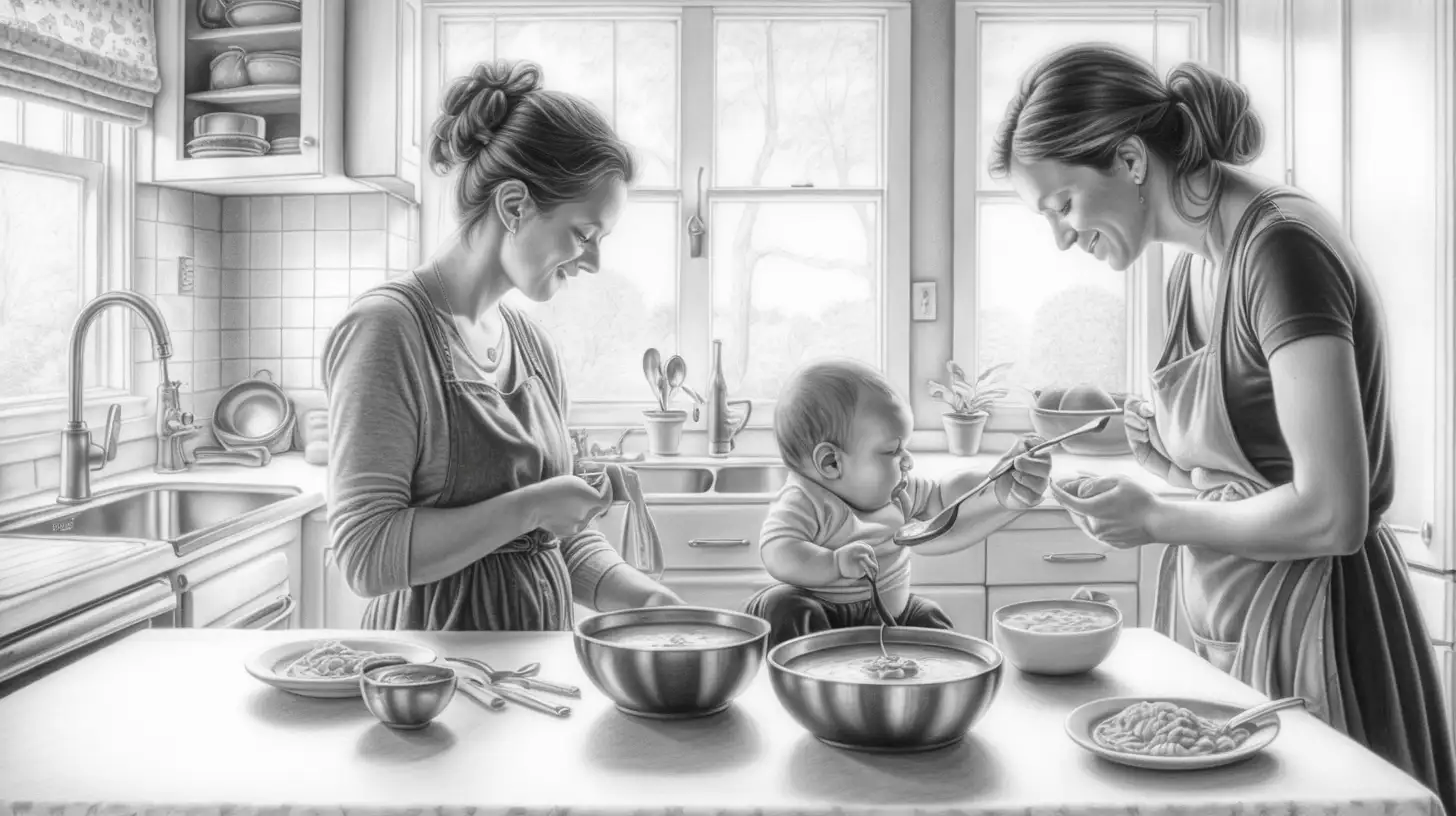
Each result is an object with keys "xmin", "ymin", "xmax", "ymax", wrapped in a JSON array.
[{"xmin": 1028, "ymin": 383, "xmax": 1130, "ymax": 456}]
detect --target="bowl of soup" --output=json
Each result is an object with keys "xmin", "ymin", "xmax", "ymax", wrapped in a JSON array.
[
  {"xmin": 358, "ymin": 658, "xmax": 458, "ymax": 729},
  {"xmin": 573, "ymin": 606, "xmax": 771, "ymax": 719},
  {"xmin": 767, "ymin": 626, "xmax": 1004, "ymax": 752},
  {"xmin": 992, "ymin": 597, "xmax": 1122, "ymax": 675}
]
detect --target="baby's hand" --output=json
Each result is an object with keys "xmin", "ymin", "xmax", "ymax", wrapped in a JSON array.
[
  {"xmin": 834, "ymin": 542, "xmax": 879, "ymax": 580},
  {"xmin": 993, "ymin": 434, "xmax": 1052, "ymax": 510}
]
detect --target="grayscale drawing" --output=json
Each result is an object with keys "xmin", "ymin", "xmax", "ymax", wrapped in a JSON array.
[{"xmin": 0, "ymin": 1, "xmax": 1453, "ymax": 815}]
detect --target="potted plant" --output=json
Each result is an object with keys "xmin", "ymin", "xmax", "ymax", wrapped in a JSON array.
[{"xmin": 929, "ymin": 360, "xmax": 1011, "ymax": 456}]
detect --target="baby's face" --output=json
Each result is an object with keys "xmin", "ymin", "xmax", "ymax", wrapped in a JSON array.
[{"xmin": 832, "ymin": 396, "xmax": 915, "ymax": 512}]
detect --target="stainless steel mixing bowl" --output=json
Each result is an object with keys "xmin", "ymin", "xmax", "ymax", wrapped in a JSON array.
[
  {"xmin": 359, "ymin": 659, "xmax": 457, "ymax": 730},
  {"xmin": 573, "ymin": 606, "xmax": 771, "ymax": 719},
  {"xmin": 768, "ymin": 626, "xmax": 1004, "ymax": 752}
]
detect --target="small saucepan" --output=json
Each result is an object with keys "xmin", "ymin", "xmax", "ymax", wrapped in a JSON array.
[{"xmin": 214, "ymin": 369, "xmax": 295, "ymax": 454}]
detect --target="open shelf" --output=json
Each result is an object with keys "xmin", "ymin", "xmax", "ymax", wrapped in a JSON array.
[
  {"xmin": 189, "ymin": 22, "xmax": 302, "ymax": 52},
  {"xmin": 186, "ymin": 85, "xmax": 301, "ymax": 115}
]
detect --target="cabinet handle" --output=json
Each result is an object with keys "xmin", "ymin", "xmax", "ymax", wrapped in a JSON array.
[
  {"xmin": 234, "ymin": 595, "xmax": 296, "ymax": 629},
  {"xmin": 1043, "ymin": 552, "xmax": 1106, "ymax": 563},
  {"xmin": 301, "ymin": 136, "xmax": 316, "ymax": 148},
  {"xmin": 1388, "ymin": 522, "xmax": 1435, "ymax": 546},
  {"xmin": 688, "ymin": 538, "xmax": 749, "ymax": 548}
]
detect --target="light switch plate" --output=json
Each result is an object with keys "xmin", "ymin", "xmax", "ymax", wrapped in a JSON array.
[
  {"xmin": 912, "ymin": 281, "xmax": 937, "ymax": 321},
  {"xmin": 177, "ymin": 256, "xmax": 195, "ymax": 295}
]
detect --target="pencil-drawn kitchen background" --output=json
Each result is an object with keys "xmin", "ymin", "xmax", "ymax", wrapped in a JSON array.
[{"xmin": 0, "ymin": 0, "xmax": 1453, "ymax": 796}]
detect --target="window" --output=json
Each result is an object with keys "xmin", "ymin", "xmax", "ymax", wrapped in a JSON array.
[
  {"xmin": 422, "ymin": 3, "xmax": 910, "ymax": 422},
  {"xmin": 955, "ymin": 3, "xmax": 1213, "ymax": 412},
  {"xmin": 0, "ymin": 98, "xmax": 111, "ymax": 408}
]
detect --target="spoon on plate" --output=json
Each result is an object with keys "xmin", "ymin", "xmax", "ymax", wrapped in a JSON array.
[
  {"xmin": 642, "ymin": 348, "xmax": 666, "ymax": 411},
  {"xmin": 892, "ymin": 416, "xmax": 1110, "ymax": 548},
  {"xmin": 1220, "ymin": 696, "xmax": 1306, "ymax": 734}
]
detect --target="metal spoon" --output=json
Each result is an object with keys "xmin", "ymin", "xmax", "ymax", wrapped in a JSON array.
[
  {"xmin": 665, "ymin": 355, "xmax": 687, "ymax": 406},
  {"xmin": 892, "ymin": 415, "xmax": 1111, "ymax": 548},
  {"xmin": 472, "ymin": 658, "xmax": 580, "ymax": 698},
  {"xmin": 1221, "ymin": 696, "xmax": 1306, "ymax": 734},
  {"xmin": 863, "ymin": 571, "xmax": 896, "ymax": 659},
  {"xmin": 642, "ymin": 348, "xmax": 665, "ymax": 411}
]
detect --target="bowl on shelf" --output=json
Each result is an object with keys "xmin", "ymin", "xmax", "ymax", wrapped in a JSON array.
[
  {"xmin": 194, "ymin": 112, "xmax": 266, "ymax": 140},
  {"xmin": 767, "ymin": 626, "xmax": 1005, "ymax": 752},
  {"xmin": 224, "ymin": 0, "xmax": 303, "ymax": 27},
  {"xmin": 992, "ymin": 595, "xmax": 1123, "ymax": 675},
  {"xmin": 209, "ymin": 47, "xmax": 250, "ymax": 90},
  {"xmin": 573, "ymin": 606, "xmax": 770, "ymax": 719},
  {"xmin": 246, "ymin": 50, "xmax": 302, "ymax": 85}
]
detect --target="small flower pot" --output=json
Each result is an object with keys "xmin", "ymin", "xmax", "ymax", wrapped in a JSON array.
[
  {"xmin": 642, "ymin": 410, "xmax": 687, "ymax": 456},
  {"xmin": 942, "ymin": 412, "xmax": 989, "ymax": 456}
]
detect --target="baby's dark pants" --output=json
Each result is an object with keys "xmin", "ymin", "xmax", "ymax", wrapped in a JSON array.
[{"xmin": 743, "ymin": 583, "xmax": 955, "ymax": 650}]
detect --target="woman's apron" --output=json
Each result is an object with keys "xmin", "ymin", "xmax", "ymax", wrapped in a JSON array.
[
  {"xmin": 1146, "ymin": 193, "xmax": 1345, "ymax": 729},
  {"xmin": 360, "ymin": 279, "xmax": 577, "ymax": 632}
]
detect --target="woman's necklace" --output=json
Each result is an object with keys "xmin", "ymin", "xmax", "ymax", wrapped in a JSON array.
[{"xmin": 432, "ymin": 263, "xmax": 505, "ymax": 366}]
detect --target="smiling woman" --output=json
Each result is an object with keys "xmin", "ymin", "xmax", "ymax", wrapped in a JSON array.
[{"xmin": 321, "ymin": 58, "xmax": 684, "ymax": 633}]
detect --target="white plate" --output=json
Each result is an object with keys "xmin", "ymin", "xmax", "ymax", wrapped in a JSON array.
[
  {"xmin": 189, "ymin": 148, "xmax": 267, "ymax": 158},
  {"xmin": 244, "ymin": 637, "xmax": 437, "ymax": 698},
  {"xmin": 1065, "ymin": 696, "xmax": 1282, "ymax": 770}
]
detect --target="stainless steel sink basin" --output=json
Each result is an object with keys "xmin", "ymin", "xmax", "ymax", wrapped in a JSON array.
[
  {"xmin": 712, "ymin": 465, "xmax": 789, "ymax": 494},
  {"xmin": 0, "ymin": 483, "xmax": 305, "ymax": 556},
  {"xmin": 630, "ymin": 467, "xmax": 714, "ymax": 494}
]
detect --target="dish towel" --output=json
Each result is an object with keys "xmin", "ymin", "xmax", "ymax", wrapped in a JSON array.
[{"xmin": 580, "ymin": 463, "xmax": 666, "ymax": 581}]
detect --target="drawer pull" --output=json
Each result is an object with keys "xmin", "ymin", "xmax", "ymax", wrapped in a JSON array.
[
  {"xmin": 1043, "ymin": 552, "xmax": 1107, "ymax": 563},
  {"xmin": 688, "ymin": 538, "xmax": 750, "ymax": 548}
]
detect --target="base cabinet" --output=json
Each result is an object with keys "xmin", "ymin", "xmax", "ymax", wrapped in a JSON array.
[
  {"xmin": 659, "ymin": 569, "xmax": 778, "ymax": 613},
  {"xmin": 915, "ymin": 585, "xmax": 987, "ymax": 640}
]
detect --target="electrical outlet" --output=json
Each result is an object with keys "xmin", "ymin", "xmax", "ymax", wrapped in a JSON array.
[
  {"xmin": 177, "ymin": 256, "xmax": 195, "ymax": 295},
  {"xmin": 912, "ymin": 281, "xmax": 937, "ymax": 321}
]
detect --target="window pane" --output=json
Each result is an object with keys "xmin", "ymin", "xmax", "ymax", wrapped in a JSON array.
[
  {"xmin": 504, "ymin": 200, "xmax": 677, "ymax": 401},
  {"xmin": 710, "ymin": 200, "xmax": 880, "ymax": 400},
  {"xmin": 497, "ymin": 20, "xmax": 615, "ymax": 123},
  {"xmin": 0, "ymin": 97, "xmax": 18, "ymax": 143},
  {"xmin": 613, "ymin": 22, "xmax": 677, "ymax": 187},
  {"xmin": 978, "ymin": 18, "xmax": 1194, "ymax": 190},
  {"xmin": 441, "ymin": 20, "xmax": 495, "ymax": 84},
  {"xmin": 0, "ymin": 165, "xmax": 83, "ymax": 399},
  {"xmin": 22, "ymin": 99, "xmax": 65, "ymax": 152},
  {"xmin": 716, "ymin": 19, "xmax": 880, "ymax": 188},
  {"xmin": 976, "ymin": 199, "xmax": 1127, "ymax": 398}
]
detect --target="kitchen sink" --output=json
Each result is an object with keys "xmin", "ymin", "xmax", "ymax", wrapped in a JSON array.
[
  {"xmin": 630, "ymin": 467, "xmax": 714, "ymax": 494},
  {"xmin": 0, "ymin": 483, "xmax": 306, "ymax": 556},
  {"xmin": 712, "ymin": 465, "xmax": 789, "ymax": 494}
]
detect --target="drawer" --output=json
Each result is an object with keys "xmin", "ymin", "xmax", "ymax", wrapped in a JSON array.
[
  {"xmin": 601, "ymin": 504, "xmax": 767, "ymax": 571},
  {"xmin": 912, "ymin": 541, "xmax": 986, "ymax": 584},
  {"xmin": 183, "ymin": 548, "xmax": 291, "ymax": 627},
  {"xmin": 659, "ymin": 569, "xmax": 777, "ymax": 613},
  {"xmin": 986, "ymin": 528, "xmax": 1139, "ymax": 585},
  {"xmin": 1406, "ymin": 563, "xmax": 1453, "ymax": 645},
  {"xmin": 987, "ymin": 583, "xmax": 1139, "ymax": 627},
  {"xmin": 915, "ymin": 585, "xmax": 987, "ymax": 640}
]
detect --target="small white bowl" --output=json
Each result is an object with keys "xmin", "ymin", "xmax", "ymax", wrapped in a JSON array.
[{"xmin": 992, "ymin": 597, "xmax": 1122, "ymax": 675}]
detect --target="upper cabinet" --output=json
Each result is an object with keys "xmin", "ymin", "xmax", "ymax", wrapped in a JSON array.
[{"xmin": 143, "ymin": 0, "xmax": 422, "ymax": 201}]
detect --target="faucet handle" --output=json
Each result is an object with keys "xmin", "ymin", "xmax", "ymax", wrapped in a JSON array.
[{"xmin": 89, "ymin": 403, "xmax": 122, "ymax": 470}]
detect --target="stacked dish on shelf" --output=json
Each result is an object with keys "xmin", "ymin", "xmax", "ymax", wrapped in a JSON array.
[
  {"xmin": 187, "ymin": 112, "xmax": 269, "ymax": 159},
  {"xmin": 208, "ymin": 47, "xmax": 301, "ymax": 91},
  {"xmin": 198, "ymin": 0, "xmax": 303, "ymax": 29},
  {"xmin": 269, "ymin": 136, "xmax": 300, "ymax": 155}
]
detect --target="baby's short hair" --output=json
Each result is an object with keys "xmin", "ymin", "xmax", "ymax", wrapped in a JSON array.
[{"xmin": 774, "ymin": 358, "xmax": 904, "ymax": 469}]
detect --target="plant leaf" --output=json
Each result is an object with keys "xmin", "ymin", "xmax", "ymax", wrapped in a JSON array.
[
  {"xmin": 946, "ymin": 361, "xmax": 967, "ymax": 384},
  {"xmin": 976, "ymin": 361, "xmax": 1013, "ymax": 386},
  {"xmin": 927, "ymin": 380, "xmax": 952, "ymax": 405}
]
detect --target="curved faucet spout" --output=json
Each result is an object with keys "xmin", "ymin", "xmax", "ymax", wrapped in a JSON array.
[{"xmin": 68, "ymin": 291, "xmax": 172, "ymax": 424}]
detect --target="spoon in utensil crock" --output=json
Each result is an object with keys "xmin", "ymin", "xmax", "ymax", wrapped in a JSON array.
[
  {"xmin": 642, "ymin": 348, "xmax": 665, "ymax": 411},
  {"xmin": 1220, "ymin": 696, "xmax": 1306, "ymax": 734},
  {"xmin": 892, "ymin": 415, "xmax": 1110, "ymax": 548},
  {"xmin": 664, "ymin": 355, "xmax": 687, "ymax": 407}
]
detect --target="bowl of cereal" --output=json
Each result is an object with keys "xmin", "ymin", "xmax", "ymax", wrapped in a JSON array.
[
  {"xmin": 1065, "ymin": 696, "xmax": 1287, "ymax": 770},
  {"xmin": 767, "ymin": 625, "xmax": 1004, "ymax": 753},
  {"xmin": 573, "ymin": 606, "xmax": 771, "ymax": 719},
  {"xmin": 992, "ymin": 594, "xmax": 1122, "ymax": 675}
]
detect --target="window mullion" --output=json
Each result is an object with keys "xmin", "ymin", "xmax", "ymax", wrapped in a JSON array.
[{"xmin": 678, "ymin": 6, "xmax": 714, "ymax": 384}]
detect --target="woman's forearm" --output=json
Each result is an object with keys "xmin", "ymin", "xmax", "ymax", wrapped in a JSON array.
[
  {"xmin": 406, "ymin": 489, "xmax": 541, "ymax": 585},
  {"xmin": 1149, "ymin": 483, "xmax": 1365, "ymax": 560}
]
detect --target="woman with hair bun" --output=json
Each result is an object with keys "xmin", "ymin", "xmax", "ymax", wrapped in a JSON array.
[
  {"xmin": 322, "ymin": 58, "xmax": 684, "ymax": 631},
  {"xmin": 994, "ymin": 44, "xmax": 1453, "ymax": 807}
]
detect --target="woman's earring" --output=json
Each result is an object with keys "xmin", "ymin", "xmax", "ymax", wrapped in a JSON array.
[{"xmin": 1136, "ymin": 176, "xmax": 1145, "ymax": 206}]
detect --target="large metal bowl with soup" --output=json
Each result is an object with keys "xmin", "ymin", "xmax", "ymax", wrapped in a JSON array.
[
  {"xmin": 992, "ymin": 596, "xmax": 1123, "ymax": 675},
  {"xmin": 573, "ymin": 606, "xmax": 771, "ymax": 719},
  {"xmin": 767, "ymin": 626, "xmax": 1004, "ymax": 752}
]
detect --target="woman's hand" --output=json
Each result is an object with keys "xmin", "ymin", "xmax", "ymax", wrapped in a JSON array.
[
  {"xmin": 1124, "ymin": 396, "xmax": 1176, "ymax": 476},
  {"xmin": 594, "ymin": 565, "xmax": 687, "ymax": 611},
  {"xmin": 1049, "ymin": 474, "xmax": 1165, "ymax": 548},
  {"xmin": 522, "ymin": 474, "xmax": 612, "ymax": 538},
  {"xmin": 638, "ymin": 586, "xmax": 686, "ymax": 607},
  {"xmin": 993, "ymin": 434, "xmax": 1052, "ymax": 510}
]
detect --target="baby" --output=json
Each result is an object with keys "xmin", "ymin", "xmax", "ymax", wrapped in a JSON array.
[{"xmin": 744, "ymin": 359, "xmax": 1052, "ymax": 648}]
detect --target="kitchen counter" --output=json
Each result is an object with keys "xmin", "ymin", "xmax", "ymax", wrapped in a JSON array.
[{"xmin": 0, "ymin": 628, "xmax": 1440, "ymax": 816}]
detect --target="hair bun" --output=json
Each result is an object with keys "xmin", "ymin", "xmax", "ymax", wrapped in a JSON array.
[
  {"xmin": 430, "ymin": 59, "xmax": 545, "ymax": 172},
  {"xmin": 1165, "ymin": 62, "xmax": 1264, "ymax": 171}
]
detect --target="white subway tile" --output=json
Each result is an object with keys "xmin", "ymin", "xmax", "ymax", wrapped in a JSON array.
[
  {"xmin": 388, "ymin": 233, "xmax": 409, "ymax": 271},
  {"xmin": 194, "ymin": 296, "xmax": 221, "ymax": 331},
  {"xmin": 250, "ymin": 268, "xmax": 281, "ymax": 297},
  {"xmin": 251, "ymin": 196, "xmax": 282, "ymax": 231},
  {"xmin": 159, "ymin": 188, "xmax": 193, "ymax": 226},
  {"xmin": 221, "ymin": 330, "xmax": 249, "ymax": 359},
  {"xmin": 194, "ymin": 193, "xmax": 222, "ymax": 231},
  {"xmin": 132, "ymin": 258, "xmax": 156, "ymax": 294},
  {"xmin": 249, "ymin": 358, "xmax": 282, "ymax": 381},
  {"xmin": 281, "ymin": 195, "xmax": 315, "ymax": 231},
  {"xmin": 250, "ymin": 297, "xmax": 282, "ymax": 328},
  {"xmin": 195, "ymin": 265, "xmax": 221, "ymax": 298},
  {"xmin": 221, "ymin": 267, "xmax": 249, "ymax": 299},
  {"xmin": 350, "ymin": 230, "xmax": 387, "ymax": 268},
  {"xmin": 134, "ymin": 219, "xmax": 156, "ymax": 260},
  {"xmin": 315, "ymin": 268, "xmax": 349, "ymax": 297},
  {"xmin": 221, "ymin": 359, "xmax": 249, "ymax": 385},
  {"xmin": 155, "ymin": 255, "xmax": 180, "ymax": 296},
  {"xmin": 351, "ymin": 193, "xmax": 387, "ymax": 230},
  {"xmin": 170, "ymin": 330, "xmax": 193, "ymax": 363},
  {"xmin": 0, "ymin": 461, "xmax": 39, "ymax": 499},
  {"xmin": 249, "ymin": 231, "xmax": 282, "ymax": 270},
  {"xmin": 135, "ymin": 185, "xmax": 159, "ymax": 222},
  {"xmin": 387, "ymin": 195, "xmax": 409, "ymax": 237},
  {"xmin": 221, "ymin": 299, "xmax": 249, "ymax": 329},
  {"xmin": 221, "ymin": 197, "xmax": 250, "ymax": 232},
  {"xmin": 158, "ymin": 295, "xmax": 193, "ymax": 331},
  {"xmin": 314, "ymin": 231, "xmax": 349, "ymax": 268},
  {"xmin": 281, "ymin": 268, "xmax": 314, "ymax": 298},
  {"xmin": 281, "ymin": 328, "xmax": 313, "ymax": 357},
  {"xmin": 282, "ymin": 297, "xmax": 313, "ymax": 328},
  {"xmin": 281, "ymin": 357, "xmax": 315, "ymax": 389},
  {"xmin": 194, "ymin": 228, "xmax": 221, "ymax": 270},
  {"xmin": 315, "ymin": 194, "xmax": 350, "ymax": 230},
  {"xmin": 192, "ymin": 360, "xmax": 220, "ymax": 391},
  {"xmin": 314, "ymin": 297, "xmax": 349, "ymax": 328},
  {"xmin": 194, "ymin": 329, "xmax": 220, "ymax": 361},
  {"xmin": 250, "ymin": 329, "xmax": 281, "ymax": 358},
  {"xmin": 350, "ymin": 268, "xmax": 386, "ymax": 298},
  {"xmin": 221, "ymin": 232, "xmax": 249, "ymax": 270},
  {"xmin": 281, "ymin": 231, "xmax": 314, "ymax": 269}
]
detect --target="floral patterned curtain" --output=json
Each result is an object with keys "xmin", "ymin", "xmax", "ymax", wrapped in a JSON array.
[{"xmin": 0, "ymin": 0, "xmax": 161, "ymax": 127}]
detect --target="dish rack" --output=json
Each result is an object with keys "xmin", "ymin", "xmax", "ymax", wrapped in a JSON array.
[{"xmin": 184, "ymin": 0, "xmax": 305, "ymax": 161}]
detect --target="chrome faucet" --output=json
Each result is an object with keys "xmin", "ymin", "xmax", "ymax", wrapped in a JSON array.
[
  {"xmin": 704, "ymin": 339, "xmax": 752, "ymax": 457},
  {"xmin": 58, "ymin": 291, "xmax": 198, "ymax": 504}
]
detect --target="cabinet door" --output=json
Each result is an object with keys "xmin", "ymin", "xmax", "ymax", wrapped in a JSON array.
[
  {"xmin": 321, "ymin": 546, "xmax": 373, "ymax": 629},
  {"xmin": 1290, "ymin": 0, "xmax": 1344, "ymax": 219},
  {"xmin": 914, "ymin": 585, "xmax": 987, "ymax": 641},
  {"xmin": 399, "ymin": 0, "xmax": 422, "ymax": 188},
  {"xmin": 1235, "ymin": 0, "xmax": 1289, "ymax": 185}
]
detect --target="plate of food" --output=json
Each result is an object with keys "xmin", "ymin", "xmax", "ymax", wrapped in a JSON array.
[
  {"xmin": 1065, "ymin": 696, "xmax": 1283, "ymax": 770},
  {"xmin": 245, "ymin": 637, "xmax": 437, "ymax": 698}
]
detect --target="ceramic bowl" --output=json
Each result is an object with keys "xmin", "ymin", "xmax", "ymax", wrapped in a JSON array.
[
  {"xmin": 193, "ymin": 111, "xmax": 266, "ymax": 140},
  {"xmin": 992, "ymin": 597, "xmax": 1122, "ymax": 675},
  {"xmin": 225, "ymin": 0, "xmax": 302, "ymax": 27},
  {"xmin": 246, "ymin": 50, "xmax": 302, "ymax": 85},
  {"xmin": 1028, "ymin": 393, "xmax": 1130, "ymax": 456}
]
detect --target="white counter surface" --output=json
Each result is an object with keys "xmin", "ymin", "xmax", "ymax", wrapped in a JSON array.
[{"xmin": 0, "ymin": 627, "xmax": 1439, "ymax": 816}]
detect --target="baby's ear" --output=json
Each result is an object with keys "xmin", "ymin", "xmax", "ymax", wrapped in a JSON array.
[{"xmin": 811, "ymin": 442, "xmax": 842, "ymax": 480}]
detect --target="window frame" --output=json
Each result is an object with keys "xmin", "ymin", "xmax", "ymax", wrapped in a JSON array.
[
  {"xmin": 0, "ymin": 105, "xmax": 136, "ymax": 437},
  {"xmin": 421, "ymin": 0, "xmax": 912, "ymax": 429},
  {"xmin": 952, "ymin": 0, "xmax": 1220, "ymax": 432}
]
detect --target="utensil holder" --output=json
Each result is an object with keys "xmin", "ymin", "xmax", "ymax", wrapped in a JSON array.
[{"xmin": 642, "ymin": 410, "xmax": 686, "ymax": 456}]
